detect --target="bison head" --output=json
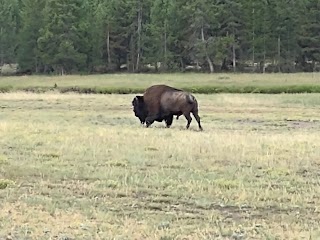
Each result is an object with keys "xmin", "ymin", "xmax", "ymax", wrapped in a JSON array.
[{"xmin": 132, "ymin": 95, "xmax": 147, "ymax": 124}]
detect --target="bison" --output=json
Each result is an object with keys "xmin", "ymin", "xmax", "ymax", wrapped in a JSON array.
[
  {"xmin": 132, "ymin": 84, "xmax": 203, "ymax": 130},
  {"xmin": 132, "ymin": 96, "xmax": 181, "ymax": 127}
]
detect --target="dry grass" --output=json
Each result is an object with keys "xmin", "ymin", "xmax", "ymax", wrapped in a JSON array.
[{"xmin": 0, "ymin": 92, "xmax": 320, "ymax": 239}]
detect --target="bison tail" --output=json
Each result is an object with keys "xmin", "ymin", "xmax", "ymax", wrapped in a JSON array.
[{"xmin": 186, "ymin": 94, "xmax": 195, "ymax": 104}]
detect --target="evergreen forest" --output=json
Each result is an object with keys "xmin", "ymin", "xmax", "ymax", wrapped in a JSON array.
[{"xmin": 1, "ymin": 0, "xmax": 320, "ymax": 75}]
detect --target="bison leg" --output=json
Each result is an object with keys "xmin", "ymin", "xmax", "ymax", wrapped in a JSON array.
[
  {"xmin": 145, "ymin": 114, "xmax": 158, "ymax": 128},
  {"xmin": 164, "ymin": 114, "xmax": 174, "ymax": 128},
  {"xmin": 138, "ymin": 117, "xmax": 145, "ymax": 125},
  {"xmin": 146, "ymin": 119, "xmax": 154, "ymax": 128},
  {"xmin": 192, "ymin": 111, "xmax": 203, "ymax": 131},
  {"xmin": 176, "ymin": 112, "xmax": 182, "ymax": 120},
  {"xmin": 183, "ymin": 112, "xmax": 192, "ymax": 129}
]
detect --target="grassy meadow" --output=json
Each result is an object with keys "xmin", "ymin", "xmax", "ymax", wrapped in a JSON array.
[
  {"xmin": 0, "ymin": 89, "xmax": 320, "ymax": 239},
  {"xmin": 1, "ymin": 72, "xmax": 320, "ymax": 93}
]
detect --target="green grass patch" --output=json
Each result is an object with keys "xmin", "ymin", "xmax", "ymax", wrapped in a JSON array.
[
  {"xmin": 0, "ymin": 73, "xmax": 320, "ymax": 94},
  {"xmin": 1, "ymin": 84, "xmax": 320, "ymax": 94},
  {"xmin": 0, "ymin": 179, "xmax": 15, "ymax": 189}
]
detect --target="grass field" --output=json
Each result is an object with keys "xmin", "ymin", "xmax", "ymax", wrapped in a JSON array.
[
  {"xmin": 1, "ymin": 91, "xmax": 320, "ymax": 239},
  {"xmin": 1, "ymin": 73, "xmax": 320, "ymax": 94}
]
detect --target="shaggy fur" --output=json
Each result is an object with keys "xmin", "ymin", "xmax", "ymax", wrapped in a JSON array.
[
  {"xmin": 132, "ymin": 96, "xmax": 176, "ymax": 127},
  {"xmin": 142, "ymin": 85, "xmax": 182, "ymax": 120},
  {"xmin": 132, "ymin": 96, "xmax": 147, "ymax": 124},
  {"xmin": 133, "ymin": 84, "xmax": 203, "ymax": 130}
]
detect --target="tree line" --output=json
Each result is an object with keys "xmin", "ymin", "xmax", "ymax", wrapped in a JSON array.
[{"xmin": 0, "ymin": 0, "xmax": 320, "ymax": 75}]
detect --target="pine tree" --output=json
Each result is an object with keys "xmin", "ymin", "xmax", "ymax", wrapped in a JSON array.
[
  {"xmin": 86, "ymin": 0, "xmax": 108, "ymax": 72},
  {"xmin": 144, "ymin": 0, "xmax": 173, "ymax": 71},
  {"xmin": 17, "ymin": 0, "xmax": 45, "ymax": 72},
  {"xmin": 104, "ymin": 0, "xmax": 136, "ymax": 71},
  {"xmin": 298, "ymin": 0, "xmax": 320, "ymax": 71},
  {"xmin": 215, "ymin": 0, "xmax": 247, "ymax": 72},
  {"xmin": 0, "ymin": 0, "xmax": 19, "ymax": 65},
  {"xmin": 191, "ymin": 0, "xmax": 227, "ymax": 73},
  {"xmin": 187, "ymin": 0, "xmax": 215, "ymax": 72},
  {"xmin": 37, "ymin": 0, "xmax": 89, "ymax": 74},
  {"xmin": 273, "ymin": 0, "xmax": 302, "ymax": 72}
]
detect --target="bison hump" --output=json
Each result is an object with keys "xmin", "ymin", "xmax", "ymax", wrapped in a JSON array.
[{"xmin": 143, "ymin": 85, "xmax": 182, "ymax": 114}]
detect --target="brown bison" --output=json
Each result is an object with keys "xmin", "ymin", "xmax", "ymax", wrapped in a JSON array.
[
  {"xmin": 132, "ymin": 84, "xmax": 203, "ymax": 130},
  {"xmin": 132, "ymin": 96, "xmax": 181, "ymax": 127}
]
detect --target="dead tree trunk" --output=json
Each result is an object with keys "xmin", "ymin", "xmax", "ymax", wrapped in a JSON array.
[
  {"xmin": 164, "ymin": 21, "xmax": 167, "ymax": 70},
  {"xmin": 232, "ymin": 41, "xmax": 236, "ymax": 72},
  {"xmin": 107, "ymin": 25, "xmax": 111, "ymax": 66},
  {"xmin": 129, "ymin": 34, "xmax": 135, "ymax": 72},
  {"xmin": 263, "ymin": 31, "xmax": 266, "ymax": 73},
  {"xmin": 0, "ymin": 27, "xmax": 3, "ymax": 66},
  {"xmin": 201, "ymin": 26, "xmax": 214, "ymax": 73},
  {"xmin": 278, "ymin": 36, "xmax": 281, "ymax": 72},
  {"xmin": 252, "ymin": 7, "xmax": 255, "ymax": 71},
  {"xmin": 136, "ymin": 1, "xmax": 142, "ymax": 71}
]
